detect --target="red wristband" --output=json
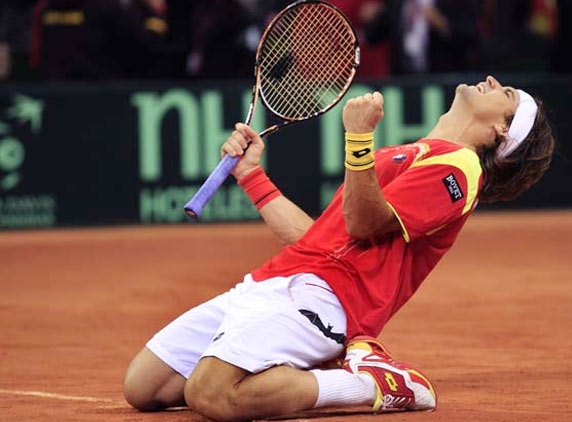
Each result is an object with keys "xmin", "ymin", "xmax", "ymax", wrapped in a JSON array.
[{"xmin": 237, "ymin": 167, "xmax": 281, "ymax": 210}]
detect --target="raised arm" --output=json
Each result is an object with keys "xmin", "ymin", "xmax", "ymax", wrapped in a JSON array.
[
  {"xmin": 222, "ymin": 123, "xmax": 314, "ymax": 245},
  {"xmin": 342, "ymin": 92, "xmax": 399, "ymax": 240}
]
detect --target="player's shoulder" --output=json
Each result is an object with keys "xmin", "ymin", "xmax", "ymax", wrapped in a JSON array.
[
  {"xmin": 409, "ymin": 139, "xmax": 482, "ymax": 216},
  {"xmin": 374, "ymin": 141, "xmax": 430, "ymax": 163},
  {"xmin": 411, "ymin": 139, "xmax": 482, "ymax": 180}
]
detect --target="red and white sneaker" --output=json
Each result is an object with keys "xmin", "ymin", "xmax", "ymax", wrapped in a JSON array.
[{"xmin": 343, "ymin": 336, "xmax": 437, "ymax": 412}]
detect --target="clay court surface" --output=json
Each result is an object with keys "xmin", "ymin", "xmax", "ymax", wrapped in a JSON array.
[{"xmin": 1, "ymin": 209, "xmax": 571, "ymax": 422}]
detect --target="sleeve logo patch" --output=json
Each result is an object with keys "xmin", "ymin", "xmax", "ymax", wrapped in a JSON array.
[
  {"xmin": 442, "ymin": 173, "xmax": 464, "ymax": 203},
  {"xmin": 392, "ymin": 153, "xmax": 408, "ymax": 162}
]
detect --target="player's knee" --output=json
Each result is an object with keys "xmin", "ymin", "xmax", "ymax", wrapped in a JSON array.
[
  {"xmin": 123, "ymin": 368, "xmax": 162, "ymax": 411},
  {"xmin": 123, "ymin": 347, "xmax": 186, "ymax": 411},
  {"xmin": 185, "ymin": 356, "xmax": 251, "ymax": 420},
  {"xmin": 185, "ymin": 377, "xmax": 241, "ymax": 421},
  {"xmin": 123, "ymin": 383, "xmax": 156, "ymax": 411}
]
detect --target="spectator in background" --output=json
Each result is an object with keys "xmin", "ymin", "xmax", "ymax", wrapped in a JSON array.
[
  {"xmin": 0, "ymin": 43, "xmax": 9, "ymax": 80},
  {"xmin": 480, "ymin": 0, "xmax": 556, "ymax": 72},
  {"xmin": 30, "ymin": 0, "xmax": 184, "ymax": 80},
  {"xmin": 184, "ymin": 0, "xmax": 255, "ymax": 79},
  {"xmin": 424, "ymin": 0, "xmax": 481, "ymax": 72},
  {"xmin": 162, "ymin": 0, "xmax": 194, "ymax": 79},
  {"xmin": 551, "ymin": 0, "xmax": 570, "ymax": 73},
  {"xmin": 326, "ymin": 0, "xmax": 391, "ymax": 79},
  {"xmin": 362, "ymin": 0, "xmax": 481, "ymax": 74},
  {"xmin": 0, "ymin": 0, "xmax": 38, "ymax": 80}
]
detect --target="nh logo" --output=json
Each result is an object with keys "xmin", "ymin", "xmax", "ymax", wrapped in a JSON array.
[{"xmin": 132, "ymin": 89, "xmax": 265, "ymax": 182}]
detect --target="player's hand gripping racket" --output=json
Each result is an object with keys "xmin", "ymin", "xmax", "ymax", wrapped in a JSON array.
[{"xmin": 184, "ymin": 0, "xmax": 360, "ymax": 218}]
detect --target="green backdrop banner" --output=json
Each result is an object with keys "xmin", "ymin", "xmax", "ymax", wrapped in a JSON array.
[{"xmin": 0, "ymin": 75, "xmax": 570, "ymax": 229}]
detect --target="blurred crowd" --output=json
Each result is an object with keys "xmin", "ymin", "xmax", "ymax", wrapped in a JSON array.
[{"xmin": 0, "ymin": 0, "xmax": 570, "ymax": 82}]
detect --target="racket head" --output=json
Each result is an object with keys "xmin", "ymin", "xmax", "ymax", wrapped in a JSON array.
[{"xmin": 254, "ymin": 0, "xmax": 360, "ymax": 123}]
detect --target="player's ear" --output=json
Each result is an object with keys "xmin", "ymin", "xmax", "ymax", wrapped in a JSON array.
[{"xmin": 493, "ymin": 121, "xmax": 509, "ymax": 139}]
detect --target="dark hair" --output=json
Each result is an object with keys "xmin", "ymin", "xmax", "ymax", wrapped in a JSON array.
[{"xmin": 478, "ymin": 98, "xmax": 555, "ymax": 203}]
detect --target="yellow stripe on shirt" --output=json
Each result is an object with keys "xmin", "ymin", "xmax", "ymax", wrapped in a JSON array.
[
  {"xmin": 386, "ymin": 201, "xmax": 410, "ymax": 243},
  {"xmin": 411, "ymin": 148, "xmax": 482, "ymax": 215}
]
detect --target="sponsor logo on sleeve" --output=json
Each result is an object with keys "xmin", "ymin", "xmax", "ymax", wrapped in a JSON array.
[
  {"xmin": 392, "ymin": 153, "xmax": 407, "ymax": 162},
  {"xmin": 442, "ymin": 173, "xmax": 464, "ymax": 203}
]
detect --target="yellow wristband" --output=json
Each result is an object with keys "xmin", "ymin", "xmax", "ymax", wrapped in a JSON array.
[
  {"xmin": 345, "ymin": 132, "xmax": 374, "ymax": 142},
  {"xmin": 345, "ymin": 133, "xmax": 375, "ymax": 171}
]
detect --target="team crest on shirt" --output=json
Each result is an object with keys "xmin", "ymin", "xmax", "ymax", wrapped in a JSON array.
[
  {"xmin": 382, "ymin": 143, "xmax": 430, "ymax": 164},
  {"xmin": 442, "ymin": 173, "xmax": 464, "ymax": 203}
]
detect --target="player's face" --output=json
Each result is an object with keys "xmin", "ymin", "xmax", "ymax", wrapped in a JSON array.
[{"xmin": 454, "ymin": 76, "xmax": 520, "ymax": 130}]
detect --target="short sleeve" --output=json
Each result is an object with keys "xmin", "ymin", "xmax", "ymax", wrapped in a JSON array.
[{"xmin": 383, "ymin": 148, "xmax": 482, "ymax": 242}]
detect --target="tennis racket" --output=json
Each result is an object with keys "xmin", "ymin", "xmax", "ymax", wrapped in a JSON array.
[{"xmin": 184, "ymin": 0, "xmax": 360, "ymax": 218}]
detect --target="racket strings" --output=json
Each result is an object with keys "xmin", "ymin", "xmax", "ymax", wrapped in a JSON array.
[
  {"xmin": 259, "ymin": 3, "xmax": 357, "ymax": 120},
  {"xmin": 264, "ymin": 8, "xmax": 353, "ymax": 114}
]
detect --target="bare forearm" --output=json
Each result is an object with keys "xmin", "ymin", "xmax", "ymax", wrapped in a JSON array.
[
  {"xmin": 222, "ymin": 125, "xmax": 313, "ymax": 244},
  {"xmin": 342, "ymin": 169, "xmax": 397, "ymax": 240},
  {"xmin": 235, "ymin": 165, "xmax": 313, "ymax": 245},
  {"xmin": 341, "ymin": 92, "xmax": 398, "ymax": 240},
  {"xmin": 258, "ymin": 196, "xmax": 314, "ymax": 245}
]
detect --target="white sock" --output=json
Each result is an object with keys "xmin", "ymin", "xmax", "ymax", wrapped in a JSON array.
[{"xmin": 310, "ymin": 368, "xmax": 377, "ymax": 408}]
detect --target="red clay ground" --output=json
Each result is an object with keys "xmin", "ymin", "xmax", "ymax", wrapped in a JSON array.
[{"xmin": 1, "ymin": 210, "xmax": 571, "ymax": 422}]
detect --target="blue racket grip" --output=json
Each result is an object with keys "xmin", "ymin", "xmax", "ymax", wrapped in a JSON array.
[{"xmin": 184, "ymin": 154, "xmax": 240, "ymax": 218}]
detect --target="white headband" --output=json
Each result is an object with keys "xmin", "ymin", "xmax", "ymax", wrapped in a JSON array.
[{"xmin": 496, "ymin": 89, "xmax": 538, "ymax": 159}]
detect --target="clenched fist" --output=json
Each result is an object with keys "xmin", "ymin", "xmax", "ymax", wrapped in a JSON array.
[{"xmin": 342, "ymin": 92, "xmax": 384, "ymax": 134}]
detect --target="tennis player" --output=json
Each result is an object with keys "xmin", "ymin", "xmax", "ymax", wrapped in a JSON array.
[{"xmin": 123, "ymin": 76, "xmax": 555, "ymax": 420}]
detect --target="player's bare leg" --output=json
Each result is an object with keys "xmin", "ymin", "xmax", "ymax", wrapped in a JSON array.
[
  {"xmin": 185, "ymin": 356, "xmax": 319, "ymax": 421},
  {"xmin": 185, "ymin": 337, "xmax": 437, "ymax": 421},
  {"xmin": 123, "ymin": 347, "xmax": 187, "ymax": 411}
]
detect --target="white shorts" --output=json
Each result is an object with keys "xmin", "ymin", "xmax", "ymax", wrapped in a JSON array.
[{"xmin": 146, "ymin": 273, "xmax": 347, "ymax": 378}]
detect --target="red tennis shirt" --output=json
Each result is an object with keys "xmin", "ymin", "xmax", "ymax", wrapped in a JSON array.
[{"xmin": 251, "ymin": 139, "xmax": 483, "ymax": 339}]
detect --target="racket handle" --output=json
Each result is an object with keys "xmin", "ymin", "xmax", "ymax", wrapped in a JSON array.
[{"xmin": 184, "ymin": 154, "xmax": 239, "ymax": 218}]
